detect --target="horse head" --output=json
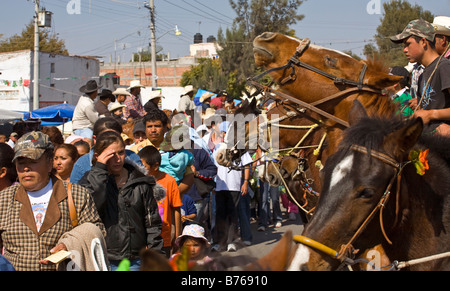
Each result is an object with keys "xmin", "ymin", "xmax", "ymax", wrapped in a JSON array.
[
  {"xmin": 216, "ymin": 97, "xmax": 262, "ymax": 168},
  {"xmin": 253, "ymin": 32, "xmax": 402, "ymax": 104},
  {"xmin": 292, "ymin": 101, "xmax": 425, "ymax": 271}
]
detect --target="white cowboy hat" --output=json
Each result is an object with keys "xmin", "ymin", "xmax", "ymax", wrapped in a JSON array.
[
  {"xmin": 433, "ymin": 16, "xmax": 450, "ymax": 37},
  {"xmin": 112, "ymin": 88, "xmax": 131, "ymax": 96},
  {"xmin": 127, "ymin": 80, "xmax": 145, "ymax": 90},
  {"xmin": 201, "ymin": 107, "xmax": 216, "ymax": 120},
  {"xmin": 182, "ymin": 85, "xmax": 194, "ymax": 95},
  {"xmin": 199, "ymin": 92, "xmax": 214, "ymax": 103},
  {"xmin": 149, "ymin": 90, "xmax": 164, "ymax": 101},
  {"xmin": 109, "ymin": 102, "xmax": 126, "ymax": 112}
]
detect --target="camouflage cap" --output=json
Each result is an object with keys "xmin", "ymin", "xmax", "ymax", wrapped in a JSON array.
[
  {"xmin": 390, "ymin": 19, "xmax": 436, "ymax": 44},
  {"xmin": 13, "ymin": 131, "xmax": 54, "ymax": 162},
  {"xmin": 159, "ymin": 125, "xmax": 191, "ymax": 152}
]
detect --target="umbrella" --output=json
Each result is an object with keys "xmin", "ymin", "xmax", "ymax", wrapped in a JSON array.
[
  {"xmin": 0, "ymin": 109, "xmax": 24, "ymax": 122},
  {"xmin": 24, "ymin": 103, "xmax": 75, "ymax": 124}
]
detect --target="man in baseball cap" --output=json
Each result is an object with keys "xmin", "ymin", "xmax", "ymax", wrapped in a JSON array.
[
  {"xmin": 391, "ymin": 19, "xmax": 450, "ymax": 136},
  {"xmin": 12, "ymin": 131, "xmax": 54, "ymax": 163},
  {"xmin": 390, "ymin": 19, "xmax": 436, "ymax": 44}
]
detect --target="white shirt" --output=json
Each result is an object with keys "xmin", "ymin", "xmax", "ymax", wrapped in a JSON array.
[
  {"xmin": 72, "ymin": 95, "xmax": 99, "ymax": 130},
  {"xmin": 214, "ymin": 151, "xmax": 253, "ymax": 192},
  {"xmin": 27, "ymin": 180, "xmax": 53, "ymax": 231}
]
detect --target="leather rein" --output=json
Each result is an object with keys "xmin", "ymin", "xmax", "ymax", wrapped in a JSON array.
[
  {"xmin": 297, "ymin": 144, "xmax": 411, "ymax": 267},
  {"xmin": 249, "ymin": 38, "xmax": 382, "ymax": 129}
]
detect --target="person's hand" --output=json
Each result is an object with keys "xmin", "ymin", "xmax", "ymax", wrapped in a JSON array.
[
  {"xmin": 241, "ymin": 180, "xmax": 249, "ymax": 196},
  {"xmin": 96, "ymin": 148, "xmax": 117, "ymax": 165},
  {"xmin": 412, "ymin": 109, "xmax": 435, "ymax": 125},
  {"xmin": 39, "ymin": 243, "xmax": 68, "ymax": 265},
  {"xmin": 408, "ymin": 98, "xmax": 419, "ymax": 111}
]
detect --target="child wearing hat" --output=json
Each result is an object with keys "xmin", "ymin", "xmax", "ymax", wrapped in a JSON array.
[{"xmin": 170, "ymin": 224, "xmax": 215, "ymax": 270}]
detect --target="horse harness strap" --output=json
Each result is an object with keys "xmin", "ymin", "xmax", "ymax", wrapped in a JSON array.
[
  {"xmin": 295, "ymin": 145, "xmax": 410, "ymax": 266},
  {"xmin": 249, "ymin": 37, "xmax": 383, "ymax": 129},
  {"xmin": 336, "ymin": 145, "xmax": 410, "ymax": 262}
]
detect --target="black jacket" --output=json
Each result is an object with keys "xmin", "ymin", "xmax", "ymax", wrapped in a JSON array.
[{"xmin": 79, "ymin": 159, "xmax": 164, "ymax": 261}]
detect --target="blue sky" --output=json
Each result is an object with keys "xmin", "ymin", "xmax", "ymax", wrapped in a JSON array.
[{"xmin": 1, "ymin": 0, "xmax": 448, "ymax": 62}]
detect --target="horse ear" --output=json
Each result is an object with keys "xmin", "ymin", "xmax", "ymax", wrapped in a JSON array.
[
  {"xmin": 348, "ymin": 99, "xmax": 368, "ymax": 126},
  {"xmin": 387, "ymin": 118, "xmax": 423, "ymax": 158},
  {"xmin": 366, "ymin": 73, "xmax": 403, "ymax": 89}
]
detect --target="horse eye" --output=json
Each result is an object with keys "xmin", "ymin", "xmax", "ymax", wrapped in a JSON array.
[{"xmin": 358, "ymin": 188, "xmax": 375, "ymax": 199}]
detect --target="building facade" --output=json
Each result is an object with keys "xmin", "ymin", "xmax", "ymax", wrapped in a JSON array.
[{"xmin": 0, "ymin": 50, "xmax": 99, "ymax": 111}]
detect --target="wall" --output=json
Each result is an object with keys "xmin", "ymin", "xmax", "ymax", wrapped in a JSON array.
[
  {"xmin": 100, "ymin": 56, "xmax": 197, "ymax": 88},
  {"xmin": 0, "ymin": 50, "xmax": 32, "ymax": 112},
  {"xmin": 0, "ymin": 50, "xmax": 100, "ymax": 111}
]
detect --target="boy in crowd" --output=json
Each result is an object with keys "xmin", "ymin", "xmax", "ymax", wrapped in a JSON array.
[{"xmin": 138, "ymin": 146, "xmax": 182, "ymax": 257}]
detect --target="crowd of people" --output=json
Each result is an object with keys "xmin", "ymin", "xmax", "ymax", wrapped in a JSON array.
[
  {"xmin": 0, "ymin": 16, "xmax": 449, "ymax": 272},
  {"xmin": 0, "ymin": 77, "xmax": 292, "ymax": 272}
]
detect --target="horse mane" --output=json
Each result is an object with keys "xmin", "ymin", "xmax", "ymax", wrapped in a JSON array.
[
  {"xmin": 362, "ymin": 56, "xmax": 390, "ymax": 74},
  {"xmin": 340, "ymin": 115, "xmax": 450, "ymax": 168},
  {"xmin": 340, "ymin": 115, "xmax": 405, "ymax": 152}
]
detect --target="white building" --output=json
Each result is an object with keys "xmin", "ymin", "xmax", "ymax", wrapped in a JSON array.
[
  {"xmin": 189, "ymin": 42, "xmax": 221, "ymax": 59},
  {"xmin": 0, "ymin": 50, "xmax": 99, "ymax": 112}
]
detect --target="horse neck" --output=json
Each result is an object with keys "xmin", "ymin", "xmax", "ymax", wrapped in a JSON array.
[
  {"xmin": 324, "ymin": 91, "xmax": 397, "ymax": 154},
  {"xmin": 385, "ymin": 162, "xmax": 450, "ymax": 267}
]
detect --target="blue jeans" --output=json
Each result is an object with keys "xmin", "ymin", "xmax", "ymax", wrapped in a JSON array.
[
  {"xmin": 215, "ymin": 191, "xmax": 240, "ymax": 247},
  {"xmin": 238, "ymin": 193, "xmax": 253, "ymax": 242},
  {"xmin": 258, "ymin": 182, "xmax": 282, "ymax": 227}
]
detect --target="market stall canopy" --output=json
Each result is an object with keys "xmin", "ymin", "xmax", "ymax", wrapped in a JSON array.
[
  {"xmin": 194, "ymin": 89, "xmax": 216, "ymax": 106},
  {"xmin": 0, "ymin": 109, "xmax": 24, "ymax": 123},
  {"xmin": 24, "ymin": 103, "xmax": 75, "ymax": 125}
]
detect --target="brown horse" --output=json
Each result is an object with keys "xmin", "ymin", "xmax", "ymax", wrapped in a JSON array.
[
  {"xmin": 291, "ymin": 102, "xmax": 450, "ymax": 271},
  {"xmin": 253, "ymin": 32, "xmax": 402, "ymax": 154}
]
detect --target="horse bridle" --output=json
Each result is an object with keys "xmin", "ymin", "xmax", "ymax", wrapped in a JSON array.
[
  {"xmin": 252, "ymin": 38, "xmax": 371, "ymax": 90},
  {"xmin": 295, "ymin": 144, "xmax": 412, "ymax": 267},
  {"xmin": 249, "ymin": 38, "xmax": 383, "ymax": 129}
]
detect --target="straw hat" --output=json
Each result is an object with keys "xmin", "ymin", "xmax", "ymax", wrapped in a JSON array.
[
  {"xmin": 149, "ymin": 90, "xmax": 164, "ymax": 101},
  {"xmin": 127, "ymin": 80, "xmax": 145, "ymax": 90},
  {"xmin": 433, "ymin": 16, "xmax": 450, "ymax": 37},
  {"xmin": 200, "ymin": 92, "xmax": 214, "ymax": 103},
  {"xmin": 182, "ymin": 85, "xmax": 194, "ymax": 95},
  {"xmin": 109, "ymin": 102, "xmax": 126, "ymax": 112},
  {"xmin": 201, "ymin": 108, "xmax": 216, "ymax": 120},
  {"xmin": 113, "ymin": 88, "xmax": 131, "ymax": 96}
]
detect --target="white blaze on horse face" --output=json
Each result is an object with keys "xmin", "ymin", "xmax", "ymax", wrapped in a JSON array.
[
  {"xmin": 287, "ymin": 244, "xmax": 310, "ymax": 271},
  {"xmin": 329, "ymin": 154, "xmax": 354, "ymax": 191}
]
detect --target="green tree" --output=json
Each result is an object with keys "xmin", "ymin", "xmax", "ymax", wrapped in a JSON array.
[
  {"xmin": 180, "ymin": 58, "xmax": 228, "ymax": 93},
  {"xmin": 364, "ymin": 0, "xmax": 434, "ymax": 67},
  {"xmin": 217, "ymin": 0, "xmax": 305, "ymax": 97},
  {"xmin": 0, "ymin": 21, "xmax": 68, "ymax": 55},
  {"xmin": 182, "ymin": 0, "xmax": 305, "ymax": 98}
]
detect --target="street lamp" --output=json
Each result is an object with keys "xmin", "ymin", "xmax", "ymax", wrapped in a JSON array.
[{"xmin": 156, "ymin": 25, "xmax": 182, "ymax": 41}]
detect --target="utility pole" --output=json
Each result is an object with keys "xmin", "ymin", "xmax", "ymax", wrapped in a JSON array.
[
  {"xmin": 33, "ymin": 0, "xmax": 40, "ymax": 110},
  {"xmin": 144, "ymin": 0, "xmax": 157, "ymax": 88}
]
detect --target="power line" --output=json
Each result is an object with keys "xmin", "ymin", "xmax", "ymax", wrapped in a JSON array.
[
  {"xmin": 163, "ymin": 0, "xmax": 233, "ymax": 27},
  {"xmin": 193, "ymin": 0, "xmax": 235, "ymax": 22},
  {"xmin": 181, "ymin": 0, "xmax": 233, "ymax": 26}
]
